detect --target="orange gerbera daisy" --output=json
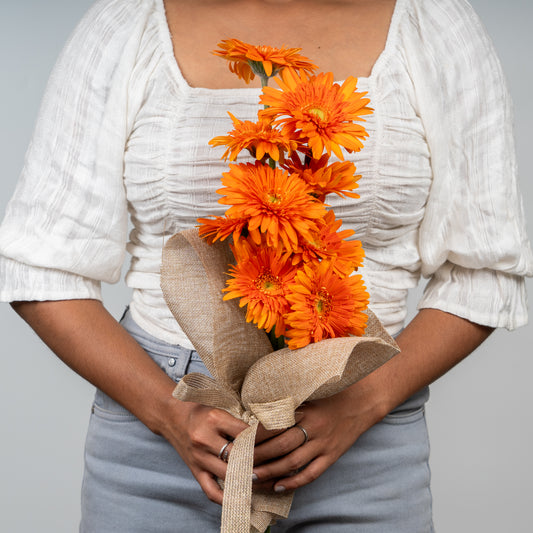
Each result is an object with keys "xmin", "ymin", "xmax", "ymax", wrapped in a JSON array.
[
  {"xmin": 284, "ymin": 153, "xmax": 361, "ymax": 202},
  {"xmin": 260, "ymin": 69, "xmax": 373, "ymax": 159},
  {"xmin": 217, "ymin": 162, "xmax": 326, "ymax": 252},
  {"xmin": 213, "ymin": 39, "xmax": 318, "ymax": 84},
  {"xmin": 209, "ymin": 113, "xmax": 297, "ymax": 162},
  {"xmin": 197, "ymin": 215, "xmax": 248, "ymax": 244},
  {"xmin": 223, "ymin": 238, "xmax": 297, "ymax": 336},
  {"xmin": 294, "ymin": 211, "xmax": 365, "ymax": 277},
  {"xmin": 285, "ymin": 261, "xmax": 369, "ymax": 349}
]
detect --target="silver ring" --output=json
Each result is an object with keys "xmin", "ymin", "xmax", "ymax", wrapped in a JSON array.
[
  {"xmin": 294, "ymin": 424, "xmax": 309, "ymax": 445},
  {"xmin": 222, "ymin": 444, "xmax": 231, "ymax": 463},
  {"xmin": 218, "ymin": 441, "xmax": 231, "ymax": 460}
]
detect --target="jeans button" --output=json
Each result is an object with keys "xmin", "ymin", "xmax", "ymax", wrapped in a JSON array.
[{"xmin": 168, "ymin": 357, "xmax": 177, "ymax": 367}]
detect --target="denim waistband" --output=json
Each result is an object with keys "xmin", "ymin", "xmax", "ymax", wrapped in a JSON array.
[{"xmin": 120, "ymin": 306, "xmax": 201, "ymax": 358}]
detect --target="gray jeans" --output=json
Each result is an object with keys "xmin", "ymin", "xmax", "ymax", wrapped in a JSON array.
[{"xmin": 80, "ymin": 308, "xmax": 434, "ymax": 532}]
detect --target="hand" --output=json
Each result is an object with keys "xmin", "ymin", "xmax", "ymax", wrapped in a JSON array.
[
  {"xmin": 251, "ymin": 381, "xmax": 387, "ymax": 493},
  {"xmin": 251, "ymin": 308, "xmax": 496, "ymax": 494},
  {"xmin": 159, "ymin": 400, "xmax": 293, "ymax": 503},
  {"xmin": 159, "ymin": 401, "xmax": 251, "ymax": 505}
]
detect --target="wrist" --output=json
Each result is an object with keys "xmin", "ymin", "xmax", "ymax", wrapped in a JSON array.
[
  {"xmin": 341, "ymin": 367, "xmax": 392, "ymax": 430},
  {"xmin": 139, "ymin": 377, "xmax": 184, "ymax": 436}
]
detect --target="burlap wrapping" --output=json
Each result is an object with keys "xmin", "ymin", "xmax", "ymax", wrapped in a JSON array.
[{"xmin": 160, "ymin": 228, "xmax": 400, "ymax": 533}]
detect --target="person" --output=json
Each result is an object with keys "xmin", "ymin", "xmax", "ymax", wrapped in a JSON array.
[{"xmin": 0, "ymin": 0, "xmax": 531, "ymax": 531}]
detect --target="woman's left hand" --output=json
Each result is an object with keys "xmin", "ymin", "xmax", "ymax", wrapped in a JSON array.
[
  {"xmin": 251, "ymin": 378, "xmax": 387, "ymax": 493},
  {"xmin": 252, "ymin": 308, "xmax": 495, "ymax": 493}
]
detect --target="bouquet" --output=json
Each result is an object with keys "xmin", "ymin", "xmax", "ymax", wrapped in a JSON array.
[{"xmin": 160, "ymin": 40, "xmax": 399, "ymax": 533}]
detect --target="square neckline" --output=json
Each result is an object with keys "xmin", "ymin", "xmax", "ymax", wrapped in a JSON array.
[{"xmin": 154, "ymin": 0, "xmax": 405, "ymax": 94}]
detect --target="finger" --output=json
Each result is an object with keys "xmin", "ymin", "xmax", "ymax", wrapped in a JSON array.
[
  {"xmin": 206, "ymin": 408, "xmax": 249, "ymax": 439},
  {"xmin": 187, "ymin": 435, "xmax": 231, "ymax": 480},
  {"xmin": 196, "ymin": 471, "xmax": 224, "ymax": 505},
  {"xmin": 192, "ymin": 446, "xmax": 229, "ymax": 480},
  {"xmin": 293, "ymin": 409, "xmax": 306, "ymax": 424},
  {"xmin": 216, "ymin": 439, "xmax": 232, "ymax": 463},
  {"xmin": 189, "ymin": 425, "xmax": 234, "ymax": 458},
  {"xmin": 272, "ymin": 456, "xmax": 329, "ymax": 493},
  {"xmin": 209, "ymin": 452, "xmax": 232, "ymax": 479},
  {"xmin": 253, "ymin": 444, "xmax": 314, "ymax": 481},
  {"xmin": 255, "ymin": 409, "xmax": 306, "ymax": 445},
  {"xmin": 255, "ymin": 424, "xmax": 285, "ymax": 444},
  {"xmin": 254, "ymin": 425, "xmax": 309, "ymax": 465},
  {"xmin": 293, "ymin": 425, "xmax": 309, "ymax": 446},
  {"xmin": 252, "ymin": 479, "xmax": 283, "ymax": 494}
]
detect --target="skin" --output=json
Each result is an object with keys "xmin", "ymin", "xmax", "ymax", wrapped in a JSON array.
[
  {"xmin": 165, "ymin": 0, "xmax": 397, "ymax": 88},
  {"xmin": 12, "ymin": 0, "xmax": 494, "ymax": 506}
]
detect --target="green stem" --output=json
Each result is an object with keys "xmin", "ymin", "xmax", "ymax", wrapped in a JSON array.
[
  {"xmin": 267, "ymin": 329, "xmax": 286, "ymax": 350},
  {"xmin": 260, "ymin": 75, "xmax": 271, "ymax": 111}
]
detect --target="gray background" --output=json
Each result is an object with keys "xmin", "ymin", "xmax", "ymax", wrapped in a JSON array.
[{"xmin": 0, "ymin": 1, "xmax": 531, "ymax": 532}]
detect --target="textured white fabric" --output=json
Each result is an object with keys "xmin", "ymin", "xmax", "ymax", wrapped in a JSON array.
[{"xmin": 0, "ymin": 0, "xmax": 531, "ymax": 349}]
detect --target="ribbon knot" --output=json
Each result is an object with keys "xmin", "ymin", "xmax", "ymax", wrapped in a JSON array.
[
  {"xmin": 242, "ymin": 412, "xmax": 256, "ymax": 425},
  {"xmin": 174, "ymin": 374, "xmax": 296, "ymax": 532}
]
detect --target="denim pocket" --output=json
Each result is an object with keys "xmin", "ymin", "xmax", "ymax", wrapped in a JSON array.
[
  {"xmin": 91, "ymin": 390, "xmax": 138, "ymax": 422},
  {"xmin": 381, "ymin": 386, "xmax": 429, "ymax": 425},
  {"xmin": 382, "ymin": 405, "xmax": 425, "ymax": 425}
]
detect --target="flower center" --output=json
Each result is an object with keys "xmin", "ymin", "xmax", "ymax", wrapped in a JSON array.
[
  {"xmin": 266, "ymin": 190, "xmax": 282, "ymax": 204},
  {"xmin": 255, "ymin": 269, "xmax": 281, "ymax": 294},
  {"xmin": 305, "ymin": 235, "xmax": 324, "ymax": 251},
  {"xmin": 315, "ymin": 287, "xmax": 332, "ymax": 318},
  {"xmin": 306, "ymin": 106, "xmax": 327, "ymax": 121}
]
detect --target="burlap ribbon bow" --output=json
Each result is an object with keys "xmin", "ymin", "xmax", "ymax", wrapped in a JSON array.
[{"xmin": 160, "ymin": 228, "xmax": 399, "ymax": 533}]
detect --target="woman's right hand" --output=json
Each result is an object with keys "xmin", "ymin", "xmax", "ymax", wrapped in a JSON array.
[
  {"xmin": 158, "ymin": 400, "xmax": 297, "ymax": 504},
  {"xmin": 158, "ymin": 401, "xmax": 249, "ymax": 505}
]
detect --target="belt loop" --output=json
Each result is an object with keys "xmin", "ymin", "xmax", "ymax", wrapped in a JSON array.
[{"xmin": 175, "ymin": 346, "xmax": 195, "ymax": 377}]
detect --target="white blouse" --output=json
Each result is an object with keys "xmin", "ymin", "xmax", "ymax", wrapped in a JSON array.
[{"xmin": 0, "ymin": 0, "xmax": 531, "ymax": 349}]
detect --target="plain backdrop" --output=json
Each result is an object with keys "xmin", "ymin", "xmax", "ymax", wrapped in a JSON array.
[{"xmin": 0, "ymin": 1, "xmax": 531, "ymax": 532}]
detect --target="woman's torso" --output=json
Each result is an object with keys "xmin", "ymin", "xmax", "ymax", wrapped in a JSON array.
[{"xmin": 123, "ymin": 0, "xmax": 432, "ymax": 346}]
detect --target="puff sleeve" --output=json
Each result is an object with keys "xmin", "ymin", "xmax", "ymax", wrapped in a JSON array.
[
  {"xmin": 403, "ymin": 0, "xmax": 533, "ymax": 329},
  {"xmin": 0, "ymin": 0, "xmax": 148, "ymax": 302}
]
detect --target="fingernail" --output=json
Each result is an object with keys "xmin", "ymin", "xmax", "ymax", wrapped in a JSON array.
[
  {"xmin": 274, "ymin": 485, "xmax": 286, "ymax": 493},
  {"xmin": 252, "ymin": 473, "xmax": 259, "ymax": 482}
]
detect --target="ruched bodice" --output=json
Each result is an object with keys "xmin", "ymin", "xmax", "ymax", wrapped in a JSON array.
[{"xmin": 0, "ymin": 0, "xmax": 531, "ymax": 348}]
